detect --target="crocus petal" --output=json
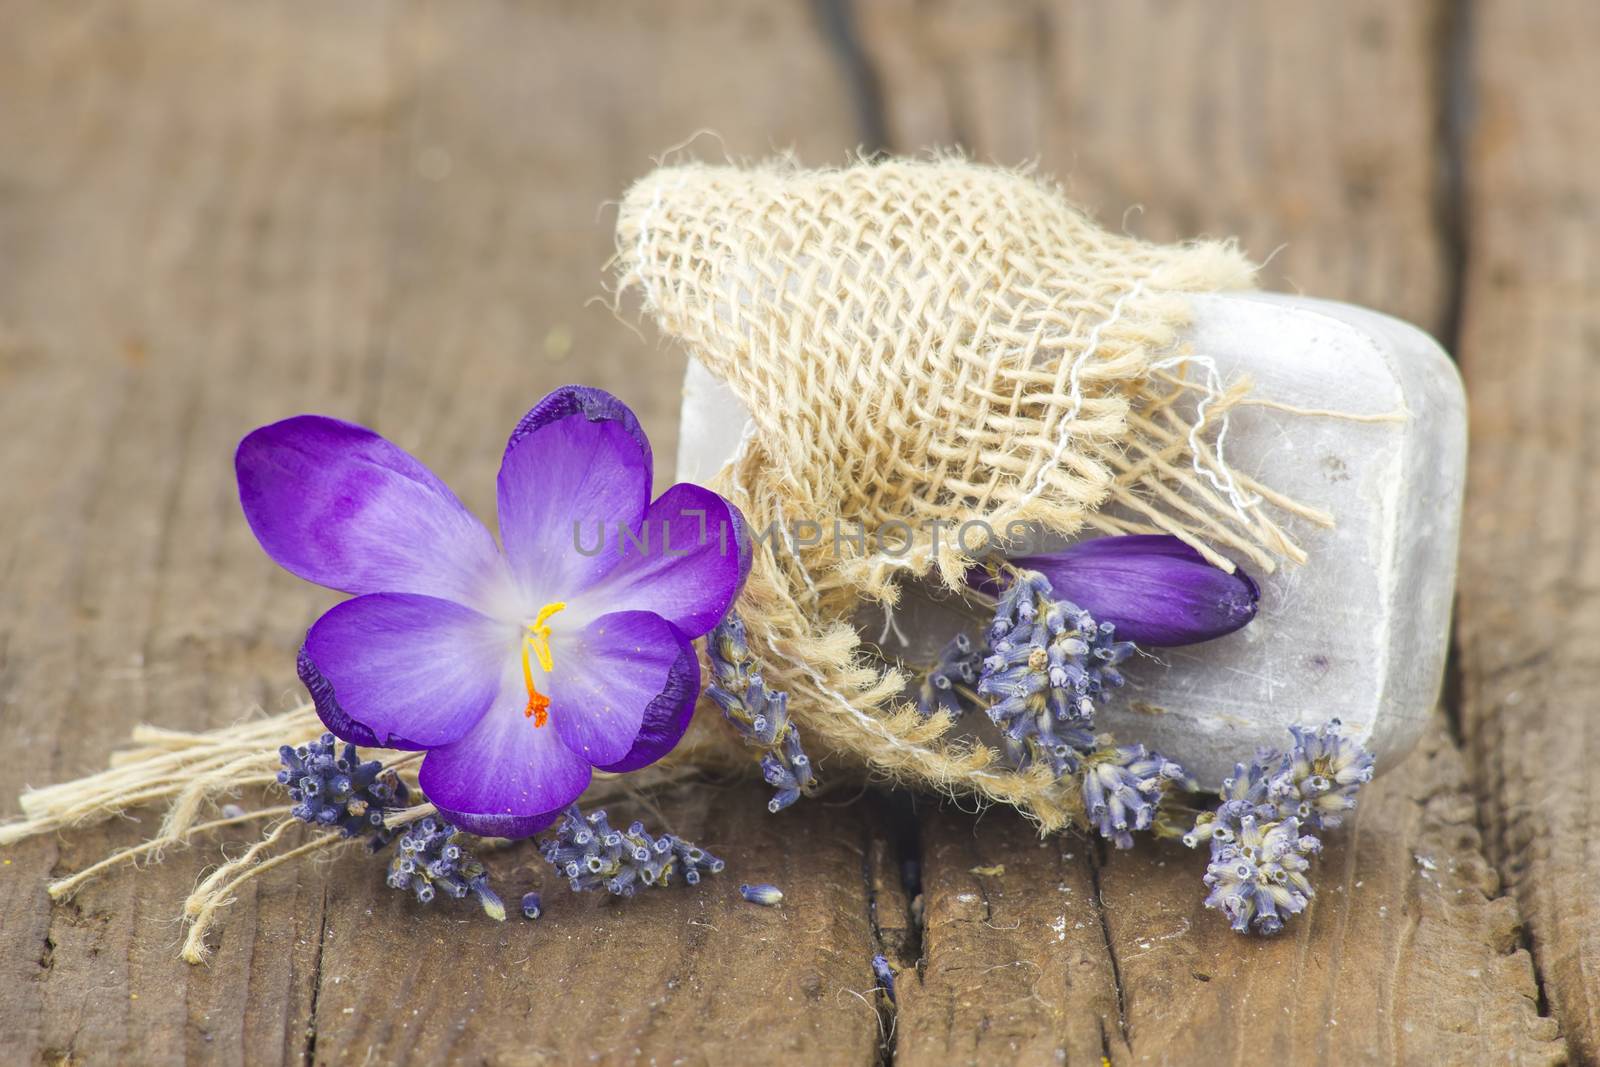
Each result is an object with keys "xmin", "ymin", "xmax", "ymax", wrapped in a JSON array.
[
  {"xmin": 301, "ymin": 593, "xmax": 509, "ymax": 748},
  {"xmin": 974, "ymin": 535, "xmax": 1259, "ymax": 646},
  {"xmin": 595, "ymin": 622, "xmax": 700, "ymax": 773},
  {"xmin": 504, "ymin": 385, "xmax": 653, "ymax": 471},
  {"xmin": 497, "ymin": 387, "xmax": 652, "ymax": 604},
  {"xmin": 418, "ymin": 660, "xmax": 593, "ymax": 838},
  {"xmin": 436, "ymin": 806, "xmax": 563, "ymax": 840},
  {"xmin": 580, "ymin": 484, "xmax": 750, "ymax": 637},
  {"xmin": 298, "ymin": 646, "xmax": 409, "ymax": 750},
  {"xmin": 237, "ymin": 416, "xmax": 508, "ymax": 606},
  {"xmin": 546, "ymin": 611, "xmax": 697, "ymax": 767}
]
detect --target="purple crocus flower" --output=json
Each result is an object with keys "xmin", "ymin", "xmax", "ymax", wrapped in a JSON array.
[
  {"xmin": 236, "ymin": 386, "xmax": 749, "ymax": 838},
  {"xmin": 970, "ymin": 535, "xmax": 1258, "ymax": 647}
]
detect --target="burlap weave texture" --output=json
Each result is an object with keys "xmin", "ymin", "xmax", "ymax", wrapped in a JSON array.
[{"xmin": 617, "ymin": 159, "xmax": 1306, "ymax": 828}]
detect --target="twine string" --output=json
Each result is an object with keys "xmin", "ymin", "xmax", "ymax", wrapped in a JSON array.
[{"xmin": 1149, "ymin": 351, "xmax": 1263, "ymax": 520}]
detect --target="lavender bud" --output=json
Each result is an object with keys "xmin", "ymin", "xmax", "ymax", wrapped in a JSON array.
[
  {"xmin": 739, "ymin": 883, "xmax": 784, "ymax": 906},
  {"xmin": 871, "ymin": 954, "xmax": 896, "ymax": 1002}
]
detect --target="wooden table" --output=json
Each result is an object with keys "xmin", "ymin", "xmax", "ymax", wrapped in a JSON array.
[{"xmin": 0, "ymin": 2, "xmax": 1588, "ymax": 1063}]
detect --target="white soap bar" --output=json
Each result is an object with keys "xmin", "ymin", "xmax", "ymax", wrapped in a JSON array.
[{"xmin": 677, "ymin": 292, "xmax": 1466, "ymax": 788}]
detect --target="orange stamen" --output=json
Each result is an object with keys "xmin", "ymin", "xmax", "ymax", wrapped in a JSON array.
[
  {"xmin": 524, "ymin": 686, "xmax": 551, "ymax": 727},
  {"xmin": 520, "ymin": 601, "xmax": 567, "ymax": 729}
]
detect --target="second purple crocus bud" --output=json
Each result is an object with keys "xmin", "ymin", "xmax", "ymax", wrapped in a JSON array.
[{"xmin": 970, "ymin": 534, "xmax": 1259, "ymax": 647}]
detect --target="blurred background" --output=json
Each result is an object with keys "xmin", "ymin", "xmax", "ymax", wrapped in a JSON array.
[{"xmin": 2, "ymin": 3, "xmax": 1589, "ymax": 1065}]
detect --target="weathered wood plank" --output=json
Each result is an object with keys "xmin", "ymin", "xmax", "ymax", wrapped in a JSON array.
[
  {"xmin": 893, "ymin": 725, "xmax": 1564, "ymax": 1067},
  {"xmin": 1099, "ymin": 720, "xmax": 1560, "ymax": 1065},
  {"xmin": 857, "ymin": 0, "xmax": 1446, "ymax": 326},
  {"xmin": 0, "ymin": 2, "xmax": 881, "ymax": 1065},
  {"xmin": 1456, "ymin": 1, "xmax": 1600, "ymax": 1061},
  {"xmin": 855, "ymin": 1, "xmax": 1568, "ymax": 1061},
  {"xmin": 3, "ymin": 0, "xmax": 1594, "ymax": 1064},
  {"xmin": 893, "ymin": 804, "xmax": 1119, "ymax": 1067},
  {"xmin": 0, "ymin": 6, "xmax": 348, "ymax": 1060},
  {"xmin": 312, "ymin": 784, "xmax": 882, "ymax": 1066}
]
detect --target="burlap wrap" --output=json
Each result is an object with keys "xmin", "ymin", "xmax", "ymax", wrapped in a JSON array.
[{"xmin": 616, "ymin": 158, "xmax": 1307, "ymax": 830}]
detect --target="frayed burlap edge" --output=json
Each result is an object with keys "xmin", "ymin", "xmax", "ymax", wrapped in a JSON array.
[{"xmin": 616, "ymin": 157, "xmax": 1334, "ymax": 831}]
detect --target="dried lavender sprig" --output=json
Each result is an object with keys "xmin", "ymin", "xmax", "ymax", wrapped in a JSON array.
[
  {"xmin": 707, "ymin": 610, "xmax": 817, "ymax": 812},
  {"xmin": 540, "ymin": 804, "xmax": 724, "ymax": 897},
  {"xmin": 277, "ymin": 733, "xmax": 409, "ymax": 849},
  {"xmin": 1080, "ymin": 741, "xmax": 1195, "ymax": 850},
  {"xmin": 976, "ymin": 569, "xmax": 1135, "ymax": 778},
  {"xmin": 1184, "ymin": 721, "xmax": 1375, "ymax": 936},
  {"xmin": 1183, "ymin": 719, "xmax": 1376, "ymax": 853},
  {"xmin": 385, "ymin": 816, "xmax": 505, "ymax": 920},
  {"xmin": 1269, "ymin": 720, "xmax": 1375, "ymax": 830},
  {"xmin": 915, "ymin": 632, "xmax": 984, "ymax": 719},
  {"xmin": 1181, "ymin": 753, "xmax": 1279, "ymax": 852},
  {"xmin": 980, "ymin": 571, "xmax": 1137, "ymax": 713},
  {"xmin": 1201, "ymin": 814, "xmax": 1321, "ymax": 935}
]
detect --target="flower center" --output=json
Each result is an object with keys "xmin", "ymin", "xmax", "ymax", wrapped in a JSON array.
[{"xmin": 520, "ymin": 601, "xmax": 567, "ymax": 727}]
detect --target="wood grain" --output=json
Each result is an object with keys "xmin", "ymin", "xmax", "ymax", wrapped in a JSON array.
[
  {"xmin": 1457, "ymin": 1, "xmax": 1600, "ymax": 1061},
  {"xmin": 311, "ymin": 784, "xmax": 882, "ymax": 1066},
  {"xmin": 854, "ymin": 1, "xmax": 1567, "ymax": 1062},
  {"xmin": 0, "ymin": 0, "xmax": 1593, "ymax": 1064},
  {"xmin": 856, "ymin": 0, "xmax": 1447, "ymax": 326},
  {"xmin": 0, "ymin": 2, "xmax": 878, "ymax": 1064},
  {"xmin": 893, "ymin": 804, "xmax": 1120, "ymax": 1067},
  {"xmin": 1098, "ymin": 722, "xmax": 1559, "ymax": 1065},
  {"xmin": 888, "ymin": 726, "xmax": 1564, "ymax": 1066}
]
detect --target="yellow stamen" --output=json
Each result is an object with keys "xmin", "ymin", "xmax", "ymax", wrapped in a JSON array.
[{"xmin": 520, "ymin": 601, "xmax": 567, "ymax": 727}]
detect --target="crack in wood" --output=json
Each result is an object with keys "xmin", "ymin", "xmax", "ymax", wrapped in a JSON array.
[
  {"xmin": 1084, "ymin": 842, "xmax": 1129, "ymax": 1054},
  {"xmin": 1434, "ymin": 0, "xmax": 1476, "ymax": 357},
  {"xmin": 900, "ymin": 841, "xmax": 926, "ymax": 979},
  {"xmin": 861, "ymin": 803, "xmax": 901, "ymax": 1066},
  {"xmin": 1435, "ymin": 0, "xmax": 1472, "ymax": 757},
  {"xmin": 1434, "ymin": 0, "xmax": 1561, "ymax": 1040},
  {"xmin": 302, "ymin": 887, "xmax": 329, "ymax": 1067},
  {"xmin": 37, "ymin": 932, "xmax": 55, "ymax": 975},
  {"xmin": 811, "ymin": 0, "xmax": 891, "ymax": 154}
]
